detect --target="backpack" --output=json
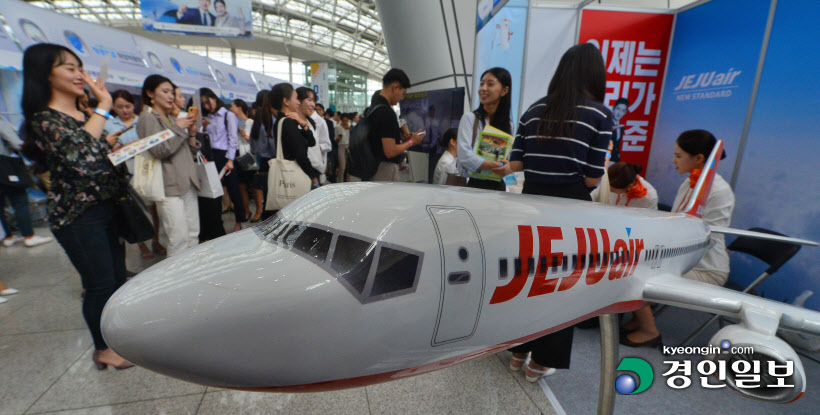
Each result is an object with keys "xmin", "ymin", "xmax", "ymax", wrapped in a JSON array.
[{"xmin": 346, "ymin": 103, "xmax": 386, "ymax": 180}]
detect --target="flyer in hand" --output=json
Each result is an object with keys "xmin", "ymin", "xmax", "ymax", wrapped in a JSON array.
[
  {"xmin": 470, "ymin": 124, "xmax": 513, "ymax": 181},
  {"xmin": 107, "ymin": 129, "xmax": 174, "ymax": 166}
]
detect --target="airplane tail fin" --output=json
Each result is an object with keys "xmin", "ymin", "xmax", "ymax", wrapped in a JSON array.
[{"xmin": 682, "ymin": 139, "xmax": 724, "ymax": 218}]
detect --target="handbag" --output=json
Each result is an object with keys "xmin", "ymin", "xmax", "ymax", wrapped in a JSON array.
[
  {"xmin": 196, "ymin": 152, "xmax": 224, "ymax": 198},
  {"xmin": 115, "ymin": 187, "xmax": 155, "ymax": 244},
  {"xmin": 266, "ymin": 120, "xmax": 311, "ymax": 211},
  {"xmin": 0, "ymin": 154, "xmax": 34, "ymax": 189},
  {"xmin": 445, "ymin": 116, "xmax": 480, "ymax": 187},
  {"xmin": 236, "ymin": 137, "xmax": 258, "ymax": 171},
  {"xmin": 131, "ymin": 153, "xmax": 165, "ymax": 202}
]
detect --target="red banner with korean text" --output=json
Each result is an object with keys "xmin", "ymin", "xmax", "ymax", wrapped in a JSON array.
[{"xmin": 579, "ymin": 10, "xmax": 674, "ymax": 175}]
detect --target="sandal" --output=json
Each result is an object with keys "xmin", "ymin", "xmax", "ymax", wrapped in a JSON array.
[
  {"xmin": 152, "ymin": 240, "xmax": 167, "ymax": 256},
  {"xmin": 525, "ymin": 361, "xmax": 557, "ymax": 383},
  {"xmin": 138, "ymin": 243, "xmax": 154, "ymax": 259},
  {"xmin": 509, "ymin": 353, "xmax": 528, "ymax": 372}
]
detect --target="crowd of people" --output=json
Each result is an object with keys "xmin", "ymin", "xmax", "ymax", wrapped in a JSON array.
[{"xmin": 0, "ymin": 42, "xmax": 733, "ymax": 379}]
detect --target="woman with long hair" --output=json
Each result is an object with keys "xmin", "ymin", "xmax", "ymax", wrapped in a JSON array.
[
  {"xmin": 249, "ymin": 91, "xmax": 276, "ymax": 221},
  {"xmin": 230, "ymin": 98, "xmax": 255, "ymax": 222},
  {"xmin": 620, "ymin": 130, "xmax": 734, "ymax": 347},
  {"xmin": 200, "ymin": 88, "xmax": 246, "ymax": 232},
  {"xmin": 455, "ymin": 67, "xmax": 513, "ymax": 190},
  {"xmin": 260, "ymin": 83, "xmax": 320, "ymax": 217},
  {"xmin": 137, "ymin": 75, "xmax": 199, "ymax": 256},
  {"xmin": 21, "ymin": 43, "xmax": 133, "ymax": 370},
  {"xmin": 505, "ymin": 43, "xmax": 612, "ymax": 382}
]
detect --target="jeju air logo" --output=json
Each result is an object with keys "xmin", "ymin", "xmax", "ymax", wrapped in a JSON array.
[{"xmin": 490, "ymin": 226, "xmax": 644, "ymax": 304}]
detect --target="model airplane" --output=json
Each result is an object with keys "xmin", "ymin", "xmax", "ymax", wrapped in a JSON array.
[{"xmin": 101, "ymin": 140, "xmax": 818, "ymax": 403}]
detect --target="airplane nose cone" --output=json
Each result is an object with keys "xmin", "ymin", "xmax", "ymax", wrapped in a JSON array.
[{"xmin": 100, "ymin": 228, "xmax": 332, "ymax": 387}]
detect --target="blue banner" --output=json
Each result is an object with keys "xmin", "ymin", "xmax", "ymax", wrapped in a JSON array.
[
  {"xmin": 646, "ymin": 0, "xmax": 770, "ymax": 202},
  {"xmin": 473, "ymin": 0, "xmax": 527, "ymax": 133},
  {"xmin": 731, "ymin": 0, "xmax": 820, "ymax": 310}
]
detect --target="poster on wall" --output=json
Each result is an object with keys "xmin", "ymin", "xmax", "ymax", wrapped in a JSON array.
[
  {"xmin": 0, "ymin": 1, "xmax": 150, "ymax": 87},
  {"xmin": 731, "ymin": 0, "xmax": 819, "ymax": 310},
  {"xmin": 476, "ymin": 0, "xmax": 511, "ymax": 31},
  {"xmin": 647, "ymin": 0, "xmax": 770, "ymax": 204},
  {"xmin": 309, "ymin": 63, "xmax": 330, "ymax": 106},
  {"xmin": 579, "ymin": 10, "xmax": 673, "ymax": 174},
  {"xmin": 207, "ymin": 58, "xmax": 258, "ymax": 102},
  {"xmin": 132, "ymin": 36, "xmax": 220, "ymax": 95},
  {"xmin": 141, "ymin": 0, "xmax": 253, "ymax": 38},
  {"xmin": 399, "ymin": 87, "xmax": 466, "ymax": 156},
  {"xmin": 473, "ymin": 0, "xmax": 527, "ymax": 133}
]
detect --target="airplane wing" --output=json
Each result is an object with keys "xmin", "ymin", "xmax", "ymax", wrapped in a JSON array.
[
  {"xmin": 642, "ymin": 275, "xmax": 820, "ymax": 337},
  {"xmin": 709, "ymin": 226, "xmax": 818, "ymax": 247}
]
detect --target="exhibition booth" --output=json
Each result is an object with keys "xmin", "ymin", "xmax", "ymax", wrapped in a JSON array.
[{"xmin": 378, "ymin": 0, "xmax": 819, "ymax": 312}]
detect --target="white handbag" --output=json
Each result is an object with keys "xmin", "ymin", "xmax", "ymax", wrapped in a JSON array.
[
  {"xmin": 131, "ymin": 153, "xmax": 165, "ymax": 202},
  {"xmin": 266, "ymin": 120, "xmax": 311, "ymax": 211},
  {"xmin": 196, "ymin": 152, "xmax": 224, "ymax": 199}
]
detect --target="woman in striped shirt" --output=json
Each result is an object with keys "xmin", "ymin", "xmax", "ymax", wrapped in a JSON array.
[{"xmin": 504, "ymin": 43, "xmax": 612, "ymax": 382}]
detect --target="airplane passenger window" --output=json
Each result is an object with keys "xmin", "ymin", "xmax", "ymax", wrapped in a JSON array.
[
  {"xmin": 370, "ymin": 246, "xmax": 420, "ymax": 297},
  {"xmin": 499, "ymin": 258, "xmax": 508, "ymax": 279},
  {"xmin": 331, "ymin": 235, "xmax": 376, "ymax": 294},
  {"xmin": 292, "ymin": 226, "xmax": 333, "ymax": 262},
  {"xmin": 539, "ymin": 257, "xmax": 547, "ymax": 274},
  {"xmin": 528, "ymin": 257, "xmax": 535, "ymax": 275}
]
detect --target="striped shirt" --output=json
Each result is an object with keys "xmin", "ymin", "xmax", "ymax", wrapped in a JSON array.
[{"xmin": 509, "ymin": 97, "xmax": 612, "ymax": 185}]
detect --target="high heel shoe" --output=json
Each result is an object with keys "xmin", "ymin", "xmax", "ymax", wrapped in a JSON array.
[
  {"xmin": 509, "ymin": 353, "xmax": 528, "ymax": 372},
  {"xmin": 524, "ymin": 361, "xmax": 557, "ymax": 383},
  {"xmin": 93, "ymin": 350, "xmax": 136, "ymax": 370}
]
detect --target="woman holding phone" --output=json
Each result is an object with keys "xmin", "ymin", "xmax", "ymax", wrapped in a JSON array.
[
  {"xmin": 455, "ymin": 67, "xmax": 513, "ymax": 190},
  {"xmin": 22, "ymin": 43, "xmax": 133, "ymax": 370},
  {"xmin": 137, "ymin": 75, "xmax": 200, "ymax": 257}
]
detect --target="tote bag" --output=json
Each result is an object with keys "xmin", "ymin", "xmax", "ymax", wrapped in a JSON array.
[
  {"xmin": 131, "ymin": 153, "xmax": 165, "ymax": 202},
  {"xmin": 115, "ymin": 187, "xmax": 155, "ymax": 244},
  {"xmin": 266, "ymin": 120, "xmax": 311, "ymax": 211},
  {"xmin": 196, "ymin": 152, "xmax": 224, "ymax": 198}
]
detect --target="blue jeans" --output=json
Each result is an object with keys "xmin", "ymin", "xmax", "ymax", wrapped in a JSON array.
[
  {"xmin": 52, "ymin": 200, "xmax": 126, "ymax": 350},
  {"xmin": 0, "ymin": 185, "xmax": 33, "ymax": 237}
]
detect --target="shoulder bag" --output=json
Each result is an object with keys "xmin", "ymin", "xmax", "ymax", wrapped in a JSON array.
[{"xmin": 266, "ymin": 119, "xmax": 312, "ymax": 210}]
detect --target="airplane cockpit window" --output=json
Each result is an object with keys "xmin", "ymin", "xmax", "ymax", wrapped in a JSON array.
[
  {"xmin": 292, "ymin": 226, "xmax": 333, "ymax": 262},
  {"xmin": 331, "ymin": 235, "xmax": 376, "ymax": 294},
  {"xmin": 370, "ymin": 247, "xmax": 420, "ymax": 297}
]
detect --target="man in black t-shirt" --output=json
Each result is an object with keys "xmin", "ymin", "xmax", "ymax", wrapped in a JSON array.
[{"xmin": 367, "ymin": 68, "xmax": 425, "ymax": 182}]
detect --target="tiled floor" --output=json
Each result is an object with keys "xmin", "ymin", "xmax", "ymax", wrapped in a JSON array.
[{"xmin": 4, "ymin": 219, "xmax": 819, "ymax": 414}]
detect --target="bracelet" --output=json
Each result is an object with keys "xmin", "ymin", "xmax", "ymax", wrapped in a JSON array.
[
  {"xmin": 93, "ymin": 108, "xmax": 111, "ymax": 120},
  {"xmin": 408, "ymin": 140, "xmax": 414, "ymax": 146}
]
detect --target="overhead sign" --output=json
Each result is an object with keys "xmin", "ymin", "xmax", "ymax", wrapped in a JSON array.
[
  {"xmin": 141, "ymin": 0, "xmax": 253, "ymax": 38},
  {"xmin": 131, "ymin": 35, "xmax": 220, "ymax": 95},
  {"xmin": 207, "ymin": 58, "xmax": 259, "ymax": 102},
  {"xmin": 0, "ymin": 0, "xmax": 150, "ymax": 86},
  {"xmin": 579, "ymin": 10, "xmax": 674, "ymax": 174}
]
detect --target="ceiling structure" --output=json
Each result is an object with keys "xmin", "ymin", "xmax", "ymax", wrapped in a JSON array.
[{"xmin": 23, "ymin": 0, "xmax": 391, "ymax": 78}]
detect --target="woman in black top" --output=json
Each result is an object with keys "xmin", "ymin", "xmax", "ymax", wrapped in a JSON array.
[
  {"xmin": 261, "ymin": 83, "xmax": 320, "ymax": 217},
  {"xmin": 21, "ymin": 43, "xmax": 134, "ymax": 370},
  {"xmin": 505, "ymin": 43, "xmax": 612, "ymax": 382}
]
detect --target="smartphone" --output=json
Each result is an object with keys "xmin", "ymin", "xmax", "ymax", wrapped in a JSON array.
[
  {"xmin": 97, "ymin": 55, "xmax": 110, "ymax": 86},
  {"xmin": 416, "ymin": 131, "xmax": 425, "ymax": 135},
  {"xmin": 116, "ymin": 124, "xmax": 134, "ymax": 135},
  {"xmin": 188, "ymin": 106, "xmax": 199, "ymax": 116}
]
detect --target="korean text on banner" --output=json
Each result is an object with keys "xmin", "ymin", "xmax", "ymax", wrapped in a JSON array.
[{"xmin": 579, "ymin": 10, "xmax": 673, "ymax": 174}]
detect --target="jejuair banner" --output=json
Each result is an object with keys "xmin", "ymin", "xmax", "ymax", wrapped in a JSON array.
[{"xmin": 141, "ymin": 0, "xmax": 253, "ymax": 39}]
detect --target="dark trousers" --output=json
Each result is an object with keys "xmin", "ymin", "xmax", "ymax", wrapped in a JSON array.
[
  {"xmin": 52, "ymin": 200, "xmax": 126, "ymax": 350},
  {"xmin": 0, "ymin": 185, "xmax": 33, "ymax": 237},
  {"xmin": 212, "ymin": 149, "xmax": 246, "ymax": 224},
  {"xmin": 510, "ymin": 180, "xmax": 592, "ymax": 369},
  {"xmin": 467, "ymin": 177, "xmax": 505, "ymax": 191}
]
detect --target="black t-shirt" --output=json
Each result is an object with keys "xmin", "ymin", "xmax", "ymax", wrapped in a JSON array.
[{"xmin": 368, "ymin": 94, "xmax": 404, "ymax": 164}]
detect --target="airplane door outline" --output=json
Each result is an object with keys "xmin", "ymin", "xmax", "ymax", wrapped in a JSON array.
[{"xmin": 427, "ymin": 206, "xmax": 485, "ymax": 346}]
